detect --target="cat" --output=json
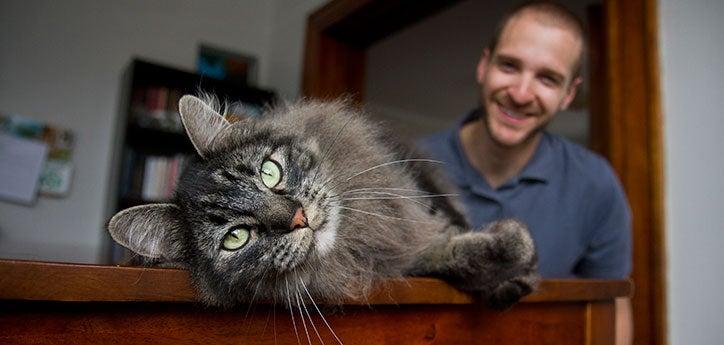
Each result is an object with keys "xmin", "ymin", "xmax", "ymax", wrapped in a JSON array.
[{"xmin": 108, "ymin": 94, "xmax": 538, "ymax": 310}]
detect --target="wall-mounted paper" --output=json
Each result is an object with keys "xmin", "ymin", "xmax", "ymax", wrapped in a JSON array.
[
  {"xmin": 0, "ymin": 134, "xmax": 49, "ymax": 205},
  {"xmin": 1, "ymin": 113, "xmax": 75, "ymax": 198}
]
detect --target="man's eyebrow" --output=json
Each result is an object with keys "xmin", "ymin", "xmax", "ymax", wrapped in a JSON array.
[
  {"xmin": 493, "ymin": 53, "xmax": 568, "ymax": 82},
  {"xmin": 493, "ymin": 54, "xmax": 520, "ymax": 63}
]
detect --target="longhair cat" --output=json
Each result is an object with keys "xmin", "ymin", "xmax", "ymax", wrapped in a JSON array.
[{"xmin": 108, "ymin": 94, "xmax": 538, "ymax": 310}]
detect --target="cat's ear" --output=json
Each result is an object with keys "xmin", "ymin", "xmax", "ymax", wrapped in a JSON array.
[
  {"xmin": 108, "ymin": 203, "xmax": 184, "ymax": 260},
  {"xmin": 179, "ymin": 95, "xmax": 231, "ymax": 158}
]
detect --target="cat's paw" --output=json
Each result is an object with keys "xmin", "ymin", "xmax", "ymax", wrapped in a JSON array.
[
  {"xmin": 451, "ymin": 219, "xmax": 539, "ymax": 309},
  {"xmin": 486, "ymin": 269, "xmax": 538, "ymax": 310},
  {"xmin": 479, "ymin": 219, "xmax": 539, "ymax": 309}
]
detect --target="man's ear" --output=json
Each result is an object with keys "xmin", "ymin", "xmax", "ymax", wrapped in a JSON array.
[
  {"xmin": 560, "ymin": 76, "xmax": 583, "ymax": 111},
  {"xmin": 178, "ymin": 95, "xmax": 231, "ymax": 158},
  {"xmin": 107, "ymin": 204, "xmax": 185, "ymax": 261},
  {"xmin": 476, "ymin": 49, "xmax": 492, "ymax": 84}
]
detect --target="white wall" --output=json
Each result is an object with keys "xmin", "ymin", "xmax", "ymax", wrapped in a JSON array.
[
  {"xmin": 660, "ymin": 0, "xmax": 724, "ymax": 343},
  {"xmin": 0, "ymin": 0, "xmax": 275, "ymax": 263}
]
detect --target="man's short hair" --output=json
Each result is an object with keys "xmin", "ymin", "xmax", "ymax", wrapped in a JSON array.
[{"xmin": 486, "ymin": 1, "xmax": 587, "ymax": 78}]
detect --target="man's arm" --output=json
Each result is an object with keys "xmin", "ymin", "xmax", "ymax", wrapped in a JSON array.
[{"xmin": 575, "ymin": 157, "xmax": 632, "ymax": 278}]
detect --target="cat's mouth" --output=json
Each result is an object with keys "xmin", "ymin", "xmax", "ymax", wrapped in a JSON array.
[{"xmin": 271, "ymin": 227, "xmax": 313, "ymax": 272}]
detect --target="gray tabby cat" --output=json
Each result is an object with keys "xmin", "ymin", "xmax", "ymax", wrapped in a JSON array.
[{"xmin": 108, "ymin": 94, "xmax": 538, "ymax": 310}]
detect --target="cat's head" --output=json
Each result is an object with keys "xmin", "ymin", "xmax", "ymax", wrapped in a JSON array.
[{"xmin": 108, "ymin": 95, "xmax": 349, "ymax": 306}]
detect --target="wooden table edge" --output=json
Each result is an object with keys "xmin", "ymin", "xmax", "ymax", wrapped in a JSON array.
[{"xmin": 0, "ymin": 259, "xmax": 632, "ymax": 305}]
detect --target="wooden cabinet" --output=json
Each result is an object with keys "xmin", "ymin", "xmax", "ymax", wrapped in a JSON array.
[{"xmin": 0, "ymin": 259, "xmax": 631, "ymax": 344}]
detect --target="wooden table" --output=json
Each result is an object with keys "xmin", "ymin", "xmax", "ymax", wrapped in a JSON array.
[{"xmin": 0, "ymin": 259, "xmax": 631, "ymax": 344}]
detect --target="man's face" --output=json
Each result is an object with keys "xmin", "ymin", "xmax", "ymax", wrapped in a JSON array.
[{"xmin": 477, "ymin": 13, "xmax": 582, "ymax": 148}]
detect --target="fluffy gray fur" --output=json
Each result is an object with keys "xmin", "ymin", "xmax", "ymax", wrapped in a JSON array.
[{"xmin": 108, "ymin": 94, "xmax": 538, "ymax": 309}]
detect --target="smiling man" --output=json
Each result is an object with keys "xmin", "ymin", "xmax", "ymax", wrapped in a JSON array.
[{"xmin": 419, "ymin": 1, "xmax": 632, "ymax": 343}]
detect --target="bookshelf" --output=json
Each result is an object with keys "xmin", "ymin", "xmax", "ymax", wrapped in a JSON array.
[{"xmin": 110, "ymin": 58, "xmax": 276, "ymax": 262}]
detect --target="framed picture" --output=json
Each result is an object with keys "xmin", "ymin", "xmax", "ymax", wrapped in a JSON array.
[{"xmin": 197, "ymin": 44, "xmax": 258, "ymax": 85}]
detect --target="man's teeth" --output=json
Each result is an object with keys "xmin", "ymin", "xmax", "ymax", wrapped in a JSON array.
[{"xmin": 501, "ymin": 107, "xmax": 525, "ymax": 119}]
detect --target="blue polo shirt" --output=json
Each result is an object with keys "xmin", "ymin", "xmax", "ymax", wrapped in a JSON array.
[{"xmin": 419, "ymin": 111, "xmax": 632, "ymax": 279}]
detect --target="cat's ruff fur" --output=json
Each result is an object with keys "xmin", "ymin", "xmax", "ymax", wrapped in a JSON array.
[{"xmin": 108, "ymin": 94, "xmax": 538, "ymax": 309}]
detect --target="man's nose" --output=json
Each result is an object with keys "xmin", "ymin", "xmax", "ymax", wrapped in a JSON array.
[{"xmin": 508, "ymin": 76, "xmax": 535, "ymax": 105}]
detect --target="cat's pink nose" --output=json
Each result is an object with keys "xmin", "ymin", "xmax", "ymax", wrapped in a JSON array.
[{"xmin": 290, "ymin": 208, "xmax": 308, "ymax": 230}]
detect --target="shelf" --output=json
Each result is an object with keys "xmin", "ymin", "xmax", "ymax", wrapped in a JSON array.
[
  {"xmin": 118, "ymin": 196, "xmax": 171, "ymax": 209},
  {"xmin": 124, "ymin": 123, "xmax": 193, "ymax": 156}
]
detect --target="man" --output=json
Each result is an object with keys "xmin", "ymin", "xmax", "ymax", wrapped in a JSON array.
[{"xmin": 419, "ymin": 2, "xmax": 632, "ymax": 343}]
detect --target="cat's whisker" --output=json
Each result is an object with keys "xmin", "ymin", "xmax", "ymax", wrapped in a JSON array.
[
  {"xmin": 244, "ymin": 283, "xmax": 262, "ymax": 317},
  {"xmin": 328, "ymin": 189, "xmax": 429, "ymax": 201},
  {"xmin": 340, "ymin": 187, "xmax": 438, "ymax": 196},
  {"xmin": 336, "ymin": 213, "xmax": 357, "ymax": 223},
  {"xmin": 337, "ymin": 206, "xmax": 434, "ymax": 224},
  {"xmin": 273, "ymin": 303, "xmax": 278, "ymax": 345},
  {"xmin": 296, "ymin": 283, "xmax": 325, "ymax": 345},
  {"xmin": 260, "ymin": 305, "xmax": 273, "ymax": 339},
  {"xmin": 334, "ymin": 193, "xmax": 431, "ymax": 211},
  {"xmin": 315, "ymin": 163, "xmax": 356, "ymax": 193},
  {"xmin": 317, "ymin": 175, "xmax": 339, "ymax": 192},
  {"xmin": 310, "ymin": 112, "xmax": 357, "ymax": 186},
  {"xmin": 322, "ymin": 158, "xmax": 443, "ymax": 193},
  {"xmin": 339, "ymin": 192, "xmax": 458, "ymax": 211},
  {"xmin": 344, "ymin": 159, "xmax": 443, "ymax": 182},
  {"xmin": 339, "ymin": 193, "xmax": 458, "ymax": 201},
  {"xmin": 242, "ymin": 265, "xmax": 272, "ymax": 334},
  {"xmin": 337, "ymin": 196, "xmax": 431, "ymax": 212},
  {"xmin": 299, "ymin": 276, "xmax": 344, "ymax": 345},
  {"xmin": 285, "ymin": 278, "xmax": 303, "ymax": 345},
  {"xmin": 294, "ymin": 284, "xmax": 313, "ymax": 345}
]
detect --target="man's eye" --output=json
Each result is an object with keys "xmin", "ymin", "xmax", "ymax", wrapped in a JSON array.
[
  {"xmin": 540, "ymin": 75, "xmax": 560, "ymax": 87},
  {"xmin": 499, "ymin": 62, "xmax": 516, "ymax": 72}
]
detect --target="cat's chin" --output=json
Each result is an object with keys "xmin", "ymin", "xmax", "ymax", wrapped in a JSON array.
[{"xmin": 273, "ymin": 227, "xmax": 314, "ymax": 272}]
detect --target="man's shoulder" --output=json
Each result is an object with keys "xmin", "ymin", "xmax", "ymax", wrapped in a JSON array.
[
  {"xmin": 546, "ymin": 133, "xmax": 620, "ymax": 188},
  {"xmin": 417, "ymin": 127, "xmax": 458, "ymax": 159}
]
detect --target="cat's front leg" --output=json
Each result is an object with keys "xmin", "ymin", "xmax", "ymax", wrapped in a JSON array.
[
  {"xmin": 408, "ymin": 219, "xmax": 539, "ymax": 310},
  {"xmin": 451, "ymin": 219, "xmax": 539, "ymax": 309}
]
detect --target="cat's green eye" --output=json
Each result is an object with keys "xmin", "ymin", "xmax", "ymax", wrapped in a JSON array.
[
  {"xmin": 222, "ymin": 227, "xmax": 250, "ymax": 251},
  {"xmin": 260, "ymin": 159, "xmax": 282, "ymax": 188}
]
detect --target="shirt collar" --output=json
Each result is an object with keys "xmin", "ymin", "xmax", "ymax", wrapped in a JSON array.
[
  {"xmin": 517, "ymin": 132, "xmax": 555, "ymax": 183},
  {"xmin": 453, "ymin": 109, "xmax": 554, "ymax": 191}
]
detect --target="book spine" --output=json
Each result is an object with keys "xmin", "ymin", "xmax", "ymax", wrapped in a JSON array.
[
  {"xmin": 141, "ymin": 157, "xmax": 156, "ymax": 200},
  {"xmin": 158, "ymin": 157, "xmax": 168, "ymax": 200},
  {"xmin": 119, "ymin": 149, "xmax": 133, "ymax": 198},
  {"xmin": 131, "ymin": 154, "xmax": 146, "ymax": 198},
  {"xmin": 167, "ymin": 156, "xmax": 178, "ymax": 198}
]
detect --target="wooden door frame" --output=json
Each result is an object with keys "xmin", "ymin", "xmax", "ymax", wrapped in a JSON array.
[{"xmin": 302, "ymin": 1, "xmax": 665, "ymax": 344}]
